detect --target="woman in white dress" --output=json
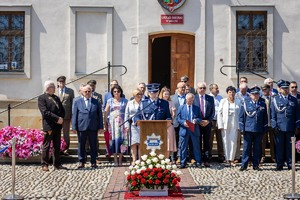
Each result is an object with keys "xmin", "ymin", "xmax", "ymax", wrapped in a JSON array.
[
  {"xmin": 159, "ymin": 87, "xmax": 177, "ymax": 160},
  {"xmin": 217, "ymin": 86, "xmax": 241, "ymax": 167},
  {"xmin": 124, "ymin": 89, "xmax": 143, "ymax": 163}
]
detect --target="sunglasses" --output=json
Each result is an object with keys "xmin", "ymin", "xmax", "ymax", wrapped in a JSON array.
[
  {"xmin": 113, "ymin": 90, "xmax": 121, "ymax": 93},
  {"xmin": 84, "ymin": 90, "xmax": 91, "ymax": 93},
  {"xmin": 291, "ymin": 86, "xmax": 298, "ymax": 89},
  {"xmin": 198, "ymin": 87, "xmax": 206, "ymax": 89}
]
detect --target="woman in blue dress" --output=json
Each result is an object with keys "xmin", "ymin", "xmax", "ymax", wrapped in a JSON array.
[{"xmin": 104, "ymin": 85, "xmax": 128, "ymax": 166}]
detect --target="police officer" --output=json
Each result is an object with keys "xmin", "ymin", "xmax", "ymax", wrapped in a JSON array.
[
  {"xmin": 239, "ymin": 86, "xmax": 268, "ymax": 171},
  {"xmin": 271, "ymin": 80, "xmax": 300, "ymax": 170},
  {"xmin": 137, "ymin": 83, "xmax": 171, "ymax": 121}
]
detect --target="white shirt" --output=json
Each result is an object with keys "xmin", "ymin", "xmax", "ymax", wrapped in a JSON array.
[{"xmin": 209, "ymin": 93, "xmax": 223, "ymax": 120}]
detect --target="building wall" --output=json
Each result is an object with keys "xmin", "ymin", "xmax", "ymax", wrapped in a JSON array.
[{"xmin": 0, "ymin": 0, "xmax": 299, "ymax": 101}]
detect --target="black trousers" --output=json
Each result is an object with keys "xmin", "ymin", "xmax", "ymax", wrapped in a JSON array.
[{"xmin": 41, "ymin": 129, "xmax": 61, "ymax": 167}]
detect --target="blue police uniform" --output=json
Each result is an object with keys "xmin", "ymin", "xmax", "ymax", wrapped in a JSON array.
[
  {"xmin": 239, "ymin": 86, "xmax": 268, "ymax": 170},
  {"xmin": 270, "ymin": 81, "xmax": 300, "ymax": 170},
  {"xmin": 140, "ymin": 98, "xmax": 171, "ymax": 120},
  {"xmin": 133, "ymin": 83, "xmax": 171, "ymax": 122}
]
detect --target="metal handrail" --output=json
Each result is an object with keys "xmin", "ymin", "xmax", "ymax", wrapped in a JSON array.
[
  {"xmin": 0, "ymin": 62, "xmax": 127, "ymax": 125},
  {"xmin": 220, "ymin": 64, "xmax": 277, "ymax": 88}
]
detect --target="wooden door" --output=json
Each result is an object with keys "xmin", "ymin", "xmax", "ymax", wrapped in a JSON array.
[
  {"xmin": 148, "ymin": 33, "xmax": 195, "ymax": 94},
  {"xmin": 170, "ymin": 34, "xmax": 195, "ymax": 93}
]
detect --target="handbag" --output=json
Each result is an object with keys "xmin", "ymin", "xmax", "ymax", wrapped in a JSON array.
[{"xmin": 104, "ymin": 130, "xmax": 111, "ymax": 156}]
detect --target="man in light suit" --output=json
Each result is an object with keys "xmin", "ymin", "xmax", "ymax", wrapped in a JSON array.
[
  {"xmin": 170, "ymin": 81, "xmax": 186, "ymax": 163},
  {"xmin": 193, "ymin": 82, "xmax": 215, "ymax": 167},
  {"xmin": 57, "ymin": 76, "xmax": 74, "ymax": 156},
  {"xmin": 177, "ymin": 93, "xmax": 202, "ymax": 168},
  {"xmin": 72, "ymin": 85, "xmax": 103, "ymax": 169}
]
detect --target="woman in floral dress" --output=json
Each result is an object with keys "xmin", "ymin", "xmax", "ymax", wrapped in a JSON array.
[{"xmin": 104, "ymin": 85, "xmax": 128, "ymax": 166}]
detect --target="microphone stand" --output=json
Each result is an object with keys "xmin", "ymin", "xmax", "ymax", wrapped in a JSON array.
[{"xmin": 120, "ymin": 100, "xmax": 156, "ymax": 165}]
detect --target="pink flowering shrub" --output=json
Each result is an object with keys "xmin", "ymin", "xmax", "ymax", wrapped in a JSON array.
[
  {"xmin": 296, "ymin": 140, "xmax": 300, "ymax": 154},
  {"xmin": 0, "ymin": 126, "xmax": 66, "ymax": 159}
]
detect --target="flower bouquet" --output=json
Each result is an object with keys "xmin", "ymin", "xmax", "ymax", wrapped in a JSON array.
[
  {"xmin": 0, "ymin": 126, "xmax": 66, "ymax": 159},
  {"xmin": 124, "ymin": 152, "xmax": 182, "ymax": 192}
]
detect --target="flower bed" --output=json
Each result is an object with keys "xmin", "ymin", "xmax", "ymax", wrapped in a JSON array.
[
  {"xmin": 124, "ymin": 152, "xmax": 182, "ymax": 191},
  {"xmin": 0, "ymin": 126, "xmax": 66, "ymax": 159}
]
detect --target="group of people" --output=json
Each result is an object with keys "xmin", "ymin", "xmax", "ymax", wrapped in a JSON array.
[{"xmin": 37, "ymin": 74, "xmax": 300, "ymax": 172}]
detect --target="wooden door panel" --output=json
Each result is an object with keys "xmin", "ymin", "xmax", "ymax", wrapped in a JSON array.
[{"xmin": 171, "ymin": 34, "xmax": 195, "ymax": 94}]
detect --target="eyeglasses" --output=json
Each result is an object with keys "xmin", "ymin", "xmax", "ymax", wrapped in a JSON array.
[
  {"xmin": 213, "ymin": 88, "xmax": 219, "ymax": 90},
  {"xmin": 198, "ymin": 87, "xmax": 206, "ymax": 90},
  {"xmin": 179, "ymin": 87, "xmax": 186, "ymax": 89},
  {"xmin": 84, "ymin": 90, "xmax": 91, "ymax": 93},
  {"xmin": 181, "ymin": 81, "xmax": 187, "ymax": 83},
  {"xmin": 113, "ymin": 90, "xmax": 121, "ymax": 93},
  {"xmin": 291, "ymin": 86, "xmax": 298, "ymax": 89}
]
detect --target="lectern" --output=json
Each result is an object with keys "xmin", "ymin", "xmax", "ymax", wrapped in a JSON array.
[{"xmin": 138, "ymin": 120, "xmax": 171, "ymax": 157}]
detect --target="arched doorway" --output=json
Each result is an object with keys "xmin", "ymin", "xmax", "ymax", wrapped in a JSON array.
[{"xmin": 148, "ymin": 32, "xmax": 195, "ymax": 94}]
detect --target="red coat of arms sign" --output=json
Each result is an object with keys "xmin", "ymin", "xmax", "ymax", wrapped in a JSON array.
[{"xmin": 157, "ymin": 0, "xmax": 186, "ymax": 13}]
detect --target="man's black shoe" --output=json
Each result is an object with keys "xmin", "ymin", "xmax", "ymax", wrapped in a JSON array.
[
  {"xmin": 253, "ymin": 166, "xmax": 261, "ymax": 171},
  {"xmin": 275, "ymin": 166, "xmax": 283, "ymax": 171},
  {"xmin": 240, "ymin": 167, "xmax": 247, "ymax": 171},
  {"xmin": 179, "ymin": 164, "xmax": 185, "ymax": 169},
  {"xmin": 54, "ymin": 165, "xmax": 67, "ymax": 170},
  {"xmin": 196, "ymin": 163, "xmax": 201, "ymax": 168},
  {"xmin": 77, "ymin": 163, "xmax": 85, "ymax": 169},
  {"xmin": 204, "ymin": 162, "xmax": 210, "ymax": 167}
]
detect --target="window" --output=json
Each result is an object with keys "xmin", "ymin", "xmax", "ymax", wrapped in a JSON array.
[
  {"xmin": 237, "ymin": 11, "xmax": 267, "ymax": 72},
  {"xmin": 0, "ymin": 12, "xmax": 24, "ymax": 72}
]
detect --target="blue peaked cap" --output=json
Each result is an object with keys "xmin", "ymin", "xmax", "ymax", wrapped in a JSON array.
[{"xmin": 147, "ymin": 83, "xmax": 160, "ymax": 93}]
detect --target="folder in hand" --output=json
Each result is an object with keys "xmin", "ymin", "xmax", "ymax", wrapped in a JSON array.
[{"xmin": 186, "ymin": 120, "xmax": 195, "ymax": 132}]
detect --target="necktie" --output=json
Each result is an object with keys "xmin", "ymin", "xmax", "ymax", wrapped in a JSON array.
[
  {"xmin": 59, "ymin": 90, "xmax": 63, "ymax": 101},
  {"xmin": 200, "ymin": 96, "xmax": 204, "ymax": 117},
  {"xmin": 188, "ymin": 106, "xmax": 192, "ymax": 121}
]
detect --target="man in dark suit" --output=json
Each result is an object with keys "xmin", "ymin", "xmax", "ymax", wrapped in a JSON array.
[
  {"xmin": 87, "ymin": 80, "xmax": 103, "ymax": 108},
  {"xmin": 72, "ymin": 85, "xmax": 103, "ymax": 168},
  {"xmin": 38, "ymin": 80, "xmax": 66, "ymax": 171},
  {"xmin": 177, "ymin": 93, "xmax": 202, "ymax": 168},
  {"xmin": 57, "ymin": 76, "xmax": 74, "ymax": 156},
  {"xmin": 87, "ymin": 80, "xmax": 103, "ymax": 157},
  {"xmin": 193, "ymin": 82, "xmax": 215, "ymax": 167}
]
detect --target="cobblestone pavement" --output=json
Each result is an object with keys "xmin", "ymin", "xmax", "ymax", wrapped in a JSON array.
[
  {"xmin": 189, "ymin": 163, "xmax": 300, "ymax": 200},
  {"xmin": 1, "ymin": 162, "xmax": 300, "ymax": 200},
  {"xmin": 0, "ymin": 163, "xmax": 114, "ymax": 200}
]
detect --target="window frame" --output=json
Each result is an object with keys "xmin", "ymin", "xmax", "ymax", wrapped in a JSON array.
[
  {"xmin": 0, "ymin": 11, "xmax": 25, "ymax": 72},
  {"xmin": 0, "ymin": 5, "xmax": 31, "ymax": 79},
  {"xmin": 236, "ymin": 11, "xmax": 268, "ymax": 73},
  {"xmin": 229, "ymin": 6, "xmax": 274, "ymax": 80}
]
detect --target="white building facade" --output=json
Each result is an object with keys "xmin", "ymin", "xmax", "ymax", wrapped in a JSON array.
[{"xmin": 0, "ymin": 0, "xmax": 299, "ymax": 100}]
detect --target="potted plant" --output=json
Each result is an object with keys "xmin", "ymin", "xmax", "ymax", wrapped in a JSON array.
[{"xmin": 124, "ymin": 152, "xmax": 182, "ymax": 196}]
